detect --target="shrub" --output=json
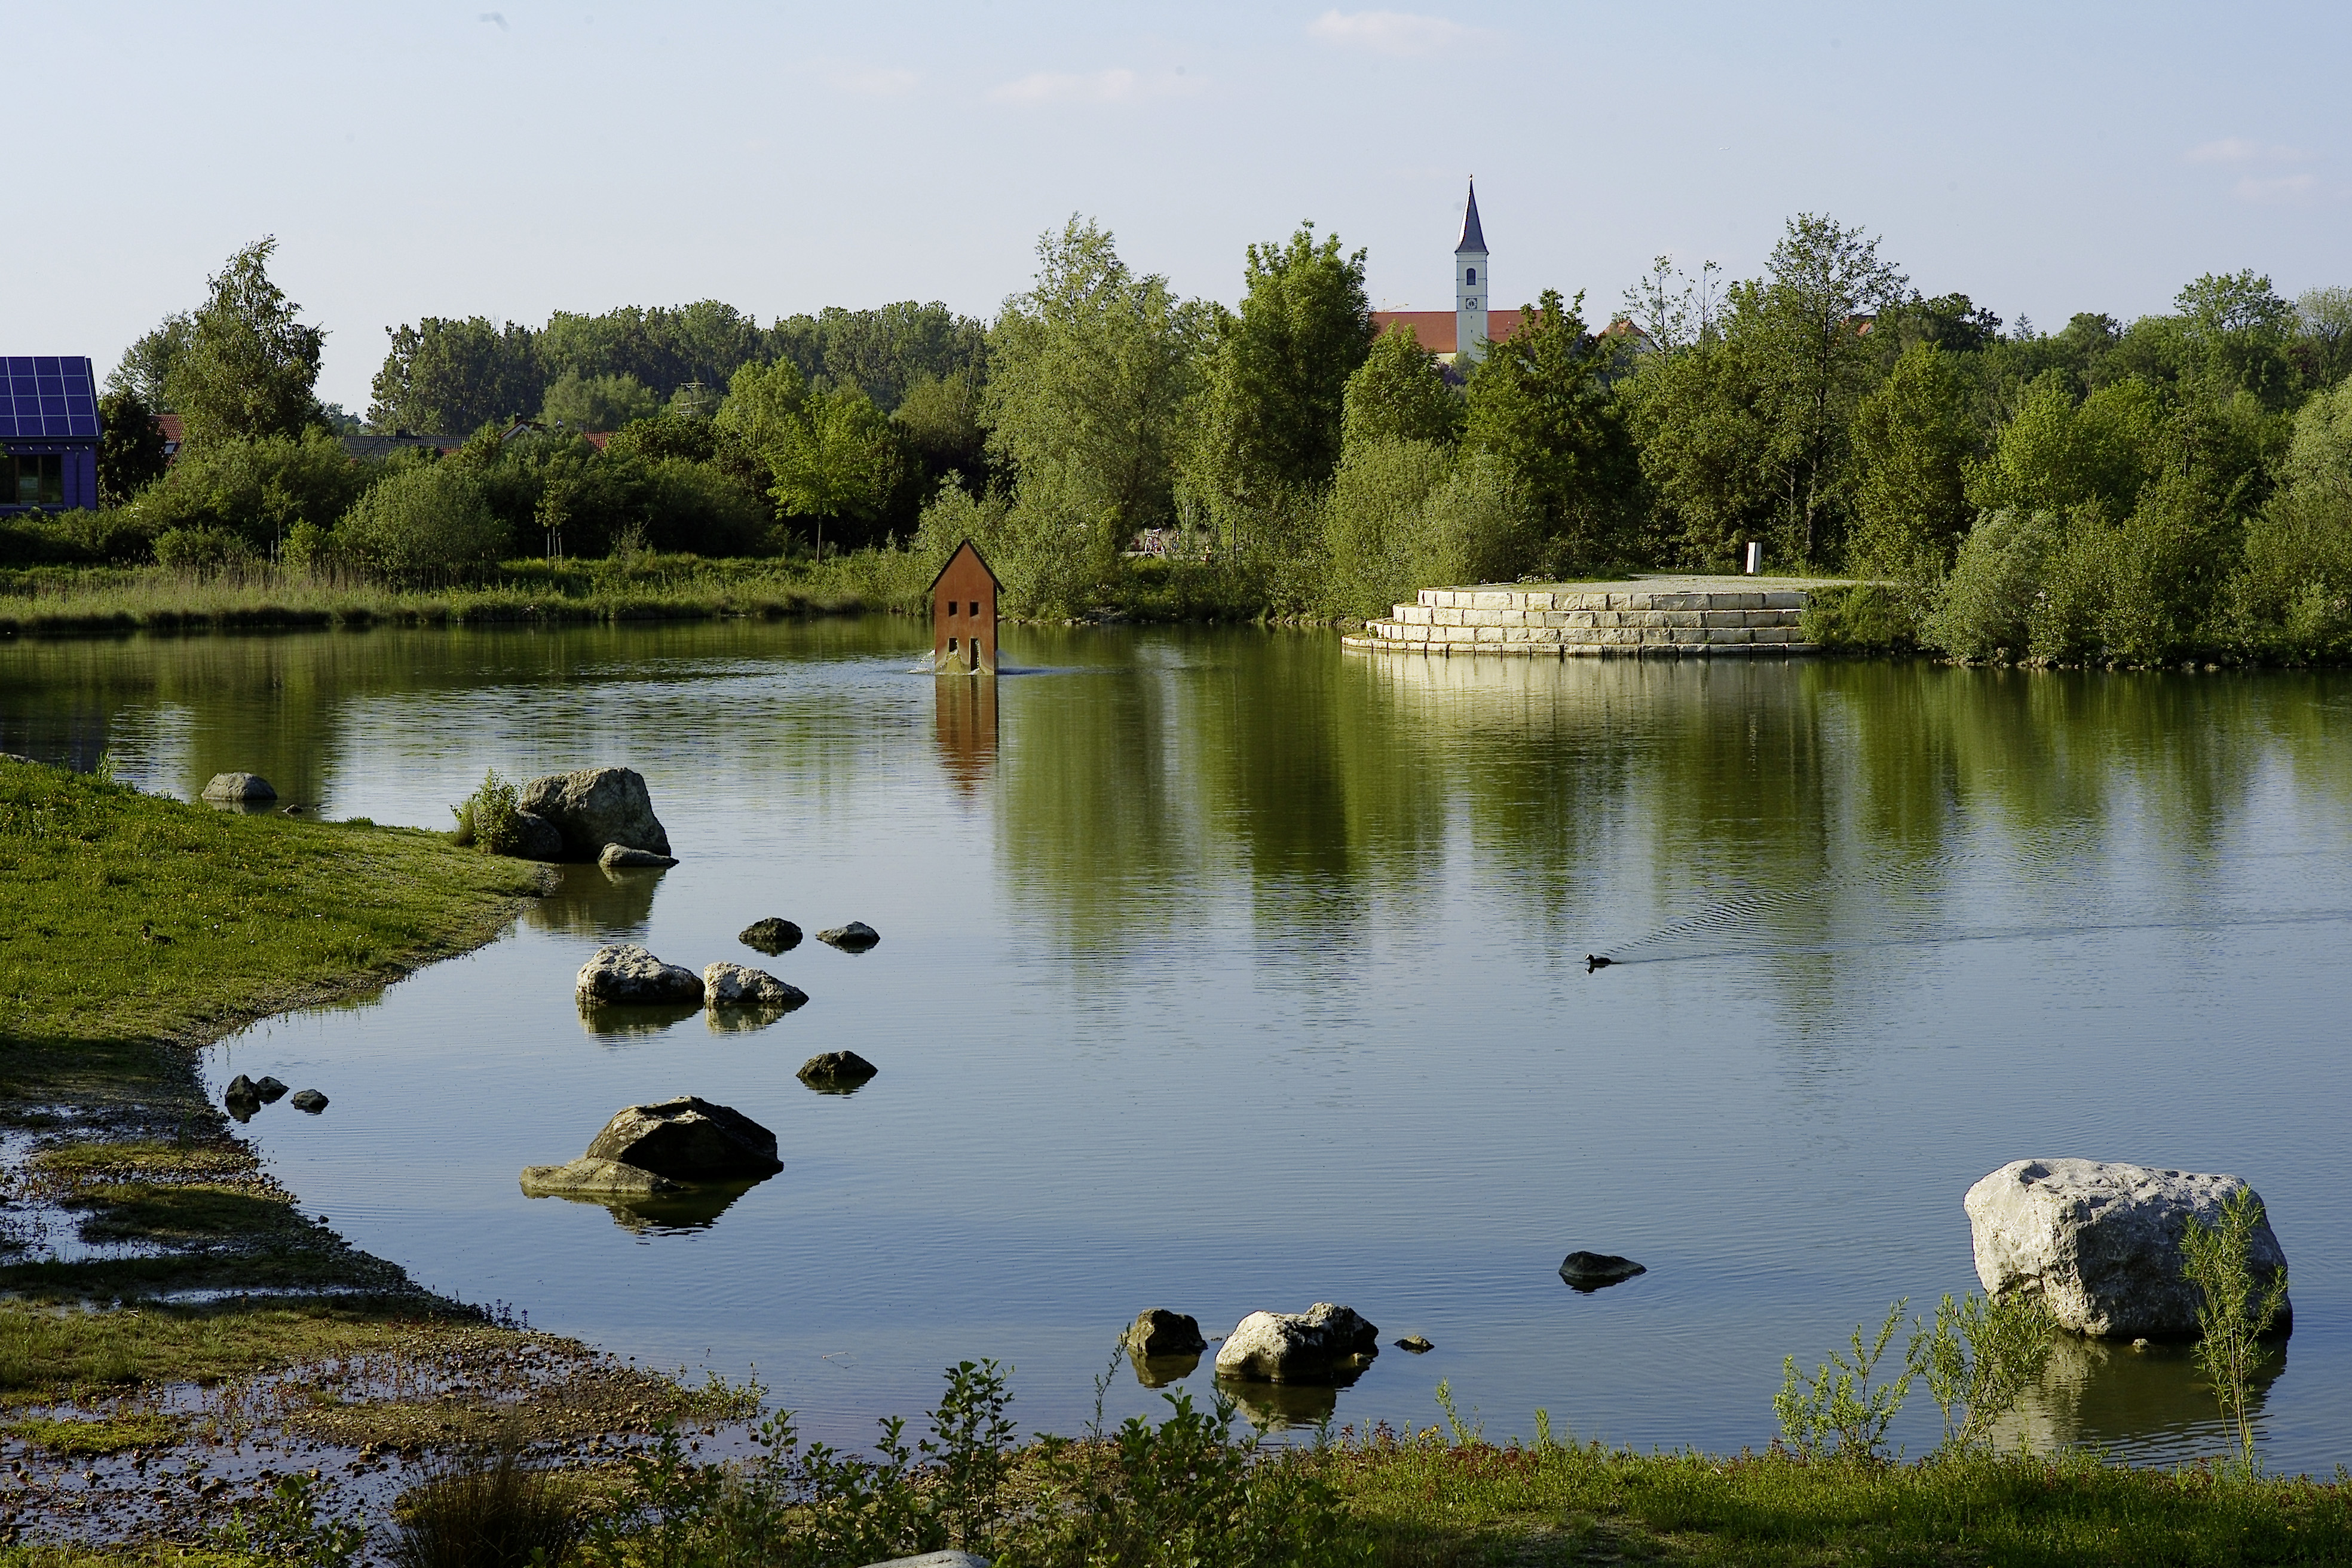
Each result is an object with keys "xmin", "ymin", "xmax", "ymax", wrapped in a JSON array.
[
  {"xmin": 1319, "ymin": 438, "xmax": 1453, "ymax": 617},
  {"xmin": 1919, "ymin": 509, "xmax": 2062, "ymax": 660},
  {"xmin": 152, "ymin": 525, "xmax": 258, "ymax": 571},
  {"xmin": 1801, "ymin": 582, "xmax": 1919, "ymax": 654},
  {"xmin": 450, "ymin": 770, "xmax": 522, "ymax": 855},
  {"xmin": 1914, "ymin": 1291, "xmax": 2053, "ymax": 1456},
  {"xmin": 390, "ymin": 1444, "xmax": 586, "ymax": 1568},
  {"xmin": 337, "ymin": 463, "xmax": 510, "ymax": 585},
  {"xmin": 2182, "ymin": 1187, "xmax": 2291, "ymax": 1475},
  {"xmin": 139, "ymin": 428, "xmax": 373, "ymax": 548},
  {"xmin": 1773, "ymin": 1300, "xmax": 1915, "ymax": 1464}
]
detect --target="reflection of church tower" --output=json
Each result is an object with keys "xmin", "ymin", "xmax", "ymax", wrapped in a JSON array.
[{"xmin": 1454, "ymin": 179, "xmax": 1489, "ymax": 365}]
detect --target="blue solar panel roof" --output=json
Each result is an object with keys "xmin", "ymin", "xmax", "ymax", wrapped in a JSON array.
[{"xmin": 0, "ymin": 356, "xmax": 100, "ymax": 439}]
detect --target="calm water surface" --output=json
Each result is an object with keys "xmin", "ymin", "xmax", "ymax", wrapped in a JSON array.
[{"xmin": 4, "ymin": 621, "xmax": 2348, "ymax": 1471}]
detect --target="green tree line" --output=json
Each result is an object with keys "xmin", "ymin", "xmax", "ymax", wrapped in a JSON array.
[{"xmin": 17, "ymin": 220, "xmax": 2352, "ymax": 663}]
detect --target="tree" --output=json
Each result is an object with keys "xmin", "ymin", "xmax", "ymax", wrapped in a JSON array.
[
  {"xmin": 985, "ymin": 218, "xmax": 1210, "ymax": 571},
  {"xmin": 894, "ymin": 373, "xmax": 991, "ymax": 492},
  {"xmin": 1190, "ymin": 223, "xmax": 1374, "ymax": 509},
  {"xmin": 335, "ymin": 462, "xmax": 510, "ymax": 584},
  {"xmin": 1341, "ymin": 327, "xmax": 1460, "ymax": 449},
  {"xmin": 715, "ymin": 356, "xmax": 811, "ymax": 455},
  {"xmin": 97, "ymin": 388, "xmax": 170, "ymax": 507},
  {"xmin": 540, "ymin": 370, "xmax": 662, "ymax": 431},
  {"xmin": 169, "ymin": 238, "xmax": 326, "ymax": 446},
  {"xmin": 776, "ymin": 302, "xmax": 991, "ymax": 412},
  {"xmin": 2293, "ymin": 286, "xmax": 2352, "ymax": 391},
  {"xmin": 106, "ymin": 313, "xmax": 195, "ymax": 409},
  {"xmin": 1847, "ymin": 342, "xmax": 1977, "ymax": 575},
  {"xmin": 1965, "ymin": 372, "xmax": 2166, "ymax": 518},
  {"xmin": 2175, "ymin": 270, "xmax": 2295, "ymax": 406},
  {"xmin": 767, "ymin": 385, "xmax": 909, "ymax": 558},
  {"xmin": 1464, "ymin": 288, "xmax": 1637, "ymax": 569},
  {"xmin": 370, "ymin": 316, "xmax": 544, "ymax": 433},
  {"xmin": 1621, "ymin": 330, "xmax": 1775, "ymax": 568},
  {"xmin": 1745, "ymin": 213, "xmax": 1909, "ymax": 564}
]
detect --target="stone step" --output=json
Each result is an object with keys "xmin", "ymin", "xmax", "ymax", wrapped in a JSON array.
[
  {"xmin": 1388, "ymin": 605, "xmax": 1804, "ymax": 630},
  {"xmin": 1417, "ymin": 587, "xmax": 1809, "ymax": 613},
  {"xmin": 1340, "ymin": 634, "xmax": 1820, "ymax": 658},
  {"xmin": 1365, "ymin": 621, "xmax": 1811, "ymax": 648}
]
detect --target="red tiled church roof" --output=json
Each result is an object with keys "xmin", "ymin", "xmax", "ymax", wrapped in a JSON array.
[{"xmin": 1370, "ymin": 310, "xmax": 1524, "ymax": 356}]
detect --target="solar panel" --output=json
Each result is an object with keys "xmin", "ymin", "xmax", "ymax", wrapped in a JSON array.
[{"xmin": 0, "ymin": 356, "xmax": 99, "ymax": 439}]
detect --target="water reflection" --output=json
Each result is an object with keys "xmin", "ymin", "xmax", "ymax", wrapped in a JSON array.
[
  {"xmin": 576, "ymin": 1001, "xmax": 701, "ymax": 1041},
  {"xmin": 1133, "ymin": 1353, "xmax": 1202, "ymax": 1389},
  {"xmin": 705, "ymin": 1003, "xmax": 801, "ymax": 1035},
  {"xmin": 528, "ymin": 865, "xmax": 662, "ymax": 940},
  {"xmin": 1215, "ymin": 1376, "xmax": 1352, "ymax": 1432},
  {"xmin": 1995, "ymin": 1335, "xmax": 2286, "ymax": 1461},
  {"xmin": 935, "ymin": 675, "xmax": 999, "ymax": 794},
  {"xmin": 523, "ymin": 1177, "xmax": 762, "ymax": 1235}
]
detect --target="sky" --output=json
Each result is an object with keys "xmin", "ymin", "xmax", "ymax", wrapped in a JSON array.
[{"xmin": 11, "ymin": 1, "xmax": 2351, "ymax": 415}]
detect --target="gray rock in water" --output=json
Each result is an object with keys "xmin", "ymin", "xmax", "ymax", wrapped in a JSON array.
[
  {"xmin": 519, "ymin": 767, "xmax": 670, "ymax": 860},
  {"xmin": 509, "ymin": 810, "xmax": 565, "ymax": 862},
  {"xmin": 223, "ymin": 1074, "xmax": 261, "ymax": 1106},
  {"xmin": 857, "ymin": 1555, "xmax": 991, "ymax": 1568},
  {"xmin": 1966, "ymin": 1158, "xmax": 2292, "ymax": 1340},
  {"xmin": 202, "ymin": 772, "xmax": 277, "ymax": 803},
  {"xmin": 584, "ymin": 1095, "xmax": 782, "ymax": 1181},
  {"xmin": 601, "ymin": 843, "xmax": 679, "ymax": 870},
  {"xmin": 1213, "ymin": 1303, "xmax": 1379, "ymax": 1385},
  {"xmin": 703, "ymin": 962, "xmax": 807, "ymax": 1009},
  {"xmin": 576, "ymin": 944, "xmax": 705, "ymax": 1006},
  {"xmin": 519, "ymin": 1156, "xmax": 687, "ymax": 1198},
  {"xmin": 797, "ymin": 1051, "xmax": 878, "ymax": 1090},
  {"xmin": 290, "ymin": 1089, "xmax": 329, "ymax": 1113},
  {"xmin": 1125, "ymin": 1308, "xmax": 1208, "ymax": 1359},
  {"xmin": 1395, "ymin": 1335, "xmax": 1434, "ymax": 1353},
  {"xmin": 816, "ymin": 921, "xmax": 880, "ymax": 951},
  {"xmin": 739, "ymin": 917, "xmax": 803, "ymax": 955},
  {"xmin": 253, "ymin": 1076, "xmax": 290, "ymax": 1103},
  {"xmin": 1558, "ymin": 1252, "xmax": 1647, "ymax": 1291}
]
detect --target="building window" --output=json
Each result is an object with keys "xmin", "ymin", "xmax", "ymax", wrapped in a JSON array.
[
  {"xmin": 10, "ymin": 454, "xmax": 62, "ymax": 507},
  {"xmin": 969, "ymin": 602, "xmax": 979, "ymax": 617},
  {"xmin": 947, "ymin": 600, "xmax": 959, "ymax": 615},
  {"xmin": 1466, "ymin": 267, "xmax": 1476, "ymax": 284},
  {"xmin": 948, "ymin": 637, "xmax": 958, "ymax": 653}
]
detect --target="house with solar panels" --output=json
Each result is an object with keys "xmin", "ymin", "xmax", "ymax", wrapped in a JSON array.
[{"xmin": 0, "ymin": 357, "xmax": 101, "ymax": 513}]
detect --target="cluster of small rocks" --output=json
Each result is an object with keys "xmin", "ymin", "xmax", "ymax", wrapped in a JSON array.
[{"xmin": 222, "ymin": 1074, "xmax": 327, "ymax": 1121}]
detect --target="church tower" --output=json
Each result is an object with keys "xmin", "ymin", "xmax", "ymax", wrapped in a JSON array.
[{"xmin": 1454, "ymin": 178, "xmax": 1489, "ymax": 365}]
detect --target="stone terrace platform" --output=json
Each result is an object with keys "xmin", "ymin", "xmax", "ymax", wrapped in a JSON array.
[{"xmin": 1343, "ymin": 575, "xmax": 1846, "ymax": 658}]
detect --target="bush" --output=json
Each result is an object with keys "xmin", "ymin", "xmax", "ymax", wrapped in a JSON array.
[
  {"xmin": 391, "ymin": 1443, "xmax": 586, "ymax": 1568},
  {"xmin": 1801, "ymin": 583, "xmax": 1919, "ymax": 654},
  {"xmin": 337, "ymin": 463, "xmax": 510, "ymax": 585},
  {"xmin": 1920, "ymin": 509, "xmax": 2062, "ymax": 660},
  {"xmin": 450, "ymin": 769, "xmax": 522, "ymax": 854},
  {"xmin": 137, "ymin": 428, "xmax": 373, "ymax": 548},
  {"xmin": 2227, "ymin": 486, "xmax": 2352, "ymax": 659},
  {"xmin": 152, "ymin": 525, "xmax": 258, "ymax": 571},
  {"xmin": 1319, "ymin": 440, "xmax": 1534, "ymax": 618}
]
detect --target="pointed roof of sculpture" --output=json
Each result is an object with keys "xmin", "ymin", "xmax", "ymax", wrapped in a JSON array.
[{"xmin": 1455, "ymin": 179, "xmax": 1487, "ymax": 255}]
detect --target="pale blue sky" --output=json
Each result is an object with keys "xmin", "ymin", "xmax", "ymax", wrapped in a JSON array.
[{"xmin": 13, "ymin": 2, "xmax": 2349, "ymax": 413}]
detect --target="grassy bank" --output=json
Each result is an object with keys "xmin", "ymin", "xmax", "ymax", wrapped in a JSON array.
[{"xmin": 0, "ymin": 760, "xmax": 740, "ymax": 1544}]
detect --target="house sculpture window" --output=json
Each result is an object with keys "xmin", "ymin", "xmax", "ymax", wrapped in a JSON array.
[{"xmin": 969, "ymin": 602, "xmax": 979, "ymax": 617}]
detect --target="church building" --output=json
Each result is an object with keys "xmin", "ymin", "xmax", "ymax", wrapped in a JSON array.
[{"xmin": 1370, "ymin": 180, "xmax": 1520, "ymax": 366}]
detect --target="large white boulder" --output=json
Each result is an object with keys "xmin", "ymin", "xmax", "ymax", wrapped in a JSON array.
[
  {"xmin": 520, "ymin": 767, "xmax": 671, "ymax": 860},
  {"xmin": 1213, "ymin": 1302, "xmax": 1379, "ymax": 1383},
  {"xmin": 577, "ymin": 944, "xmax": 704, "ymax": 1006},
  {"xmin": 1964, "ymin": 1158, "xmax": 2290, "ymax": 1340}
]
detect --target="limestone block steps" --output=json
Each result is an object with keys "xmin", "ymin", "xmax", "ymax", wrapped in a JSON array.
[{"xmin": 1344, "ymin": 580, "xmax": 1823, "ymax": 658}]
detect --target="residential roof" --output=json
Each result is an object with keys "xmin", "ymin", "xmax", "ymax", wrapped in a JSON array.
[
  {"xmin": 1370, "ymin": 309, "xmax": 1524, "ymax": 356},
  {"xmin": 339, "ymin": 433, "xmax": 467, "ymax": 461},
  {"xmin": 0, "ymin": 356, "xmax": 99, "ymax": 440},
  {"xmin": 1455, "ymin": 180, "xmax": 1487, "ymax": 255}
]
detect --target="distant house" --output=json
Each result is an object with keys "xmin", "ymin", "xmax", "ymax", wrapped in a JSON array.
[
  {"xmin": 930, "ymin": 539, "xmax": 1001, "ymax": 674},
  {"xmin": 338, "ymin": 431, "xmax": 468, "ymax": 461},
  {"xmin": 0, "ymin": 357, "xmax": 100, "ymax": 513}
]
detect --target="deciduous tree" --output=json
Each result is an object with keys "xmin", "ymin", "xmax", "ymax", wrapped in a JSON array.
[{"xmin": 169, "ymin": 238, "xmax": 326, "ymax": 447}]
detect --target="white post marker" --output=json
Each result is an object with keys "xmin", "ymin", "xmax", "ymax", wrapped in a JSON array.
[{"xmin": 1744, "ymin": 541, "xmax": 1763, "ymax": 575}]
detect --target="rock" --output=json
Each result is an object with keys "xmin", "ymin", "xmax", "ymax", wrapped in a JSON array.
[
  {"xmin": 253, "ymin": 1076, "xmax": 289, "ymax": 1103},
  {"xmin": 290, "ymin": 1089, "xmax": 329, "ymax": 1113},
  {"xmin": 0, "ymin": 754, "xmax": 35, "ymax": 766},
  {"xmin": 223, "ymin": 1074, "xmax": 261, "ymax": 1106},
  {"xmin": 519, "ymin": 767, "xmax": 670, "ymax": 860},
  {"xmin": 857, "ymin": 1554, "xmax": 991, "ymax": 1568},
  {"xmin": 1558, "ymin": 1252, "xmax": 1647, "ymax": 1291},
  {"xmin": 739, "ymin": 917, "xmax": 803, "ymax": 955},
  {"xmin": 1213, "ymin": 1303, "xmax": 1379, "ymax": 1384},
  {"xmin": 601, "ymin": 843, "xmax": 678, "ymax": 870},
  {"xmin": 1125, "ymin": 1308, "xmax": 1208, "ymax": 1359},
  {"xmin": 1965, "ymin": 1158, "xmax": 2292, "ymax": 1340},
  {"xmin": 202, "ymin": 772, "xmax": 277, "ymax": 802},
  {"xmin": 280, "ymin": 804, "xmax": 307, "ymax": 816},
  {"xmin": 703, "ymin": 963, "xmax": 807, "ymax": 1008},
  {"xmin": 1395, "ymin": 1335, "xmax": 1434, "ymax": 1353},
  {"xmin": 797, "ymin": 1051, "xmax": 878, "ymax": 1090},
  {"xmin": 816, "ymin": 921, "xmax": 880, "ymax": 951},
  {"xmin": 519, "ymin": 1157, "xmax": 688, "ymax": 1198},
  {"xmin": 509, "ymin": 810, "xmax": 565, "ymax": 862},
  {"xmin": 584, "ymin": 1096, "xmax": 782, "ymax": 1181},
  {"xmin": 576, "ymin": 945, "xmax": 705, "ymax": 1006}
]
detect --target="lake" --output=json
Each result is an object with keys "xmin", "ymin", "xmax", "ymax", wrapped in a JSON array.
[{"xmin": 3, "ymin": 620, "xmax": 2347, "ymax": 1471}]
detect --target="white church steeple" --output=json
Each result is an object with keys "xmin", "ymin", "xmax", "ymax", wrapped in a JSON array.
[{"xmin": 1454, "ymin": 178, "xmax": 1489, "ymax": 365}]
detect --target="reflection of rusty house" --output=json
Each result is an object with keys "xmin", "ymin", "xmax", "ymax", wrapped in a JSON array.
[
  {"xmin": 934, "ymin": 675, "xmax": 999, "ymax": 794},
  {"xmin": 930, "ymin": 540, "xmax": 1000, "ymax": 673}
]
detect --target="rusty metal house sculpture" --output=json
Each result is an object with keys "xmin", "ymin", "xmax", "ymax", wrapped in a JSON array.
[{"xmin": 930, "ymin": 540, "xmax": 1000, "ymax": 673}]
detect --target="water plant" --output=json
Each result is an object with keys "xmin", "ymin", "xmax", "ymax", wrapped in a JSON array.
[
  {"xmin": 389, "ymin": 1440, "xmax": 587, "ymax": 1568},
  {"xmin": 2182, "ymin": 1186, "xmax": 2292, "ymax": 1474},
  {"xmin": 1913, "ymin": 1290, "xmax": 2054, "ymax": 1456},
  {"xmin": 1772, "ymin": 1299, "xmax": 1915, "ymax": 1463},
  {"xmin": 451, "ymin": 768, "xmax": 522, "ymax": 855}
]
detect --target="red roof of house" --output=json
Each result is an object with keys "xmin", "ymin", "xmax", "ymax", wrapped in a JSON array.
[
  {"xmin": 155, "ymin": 413, "xmax": 183, "ymax": 445},
  {"xmin": 1371, "ymin": 310, "xmax": 1524, "ymax": 356}
]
